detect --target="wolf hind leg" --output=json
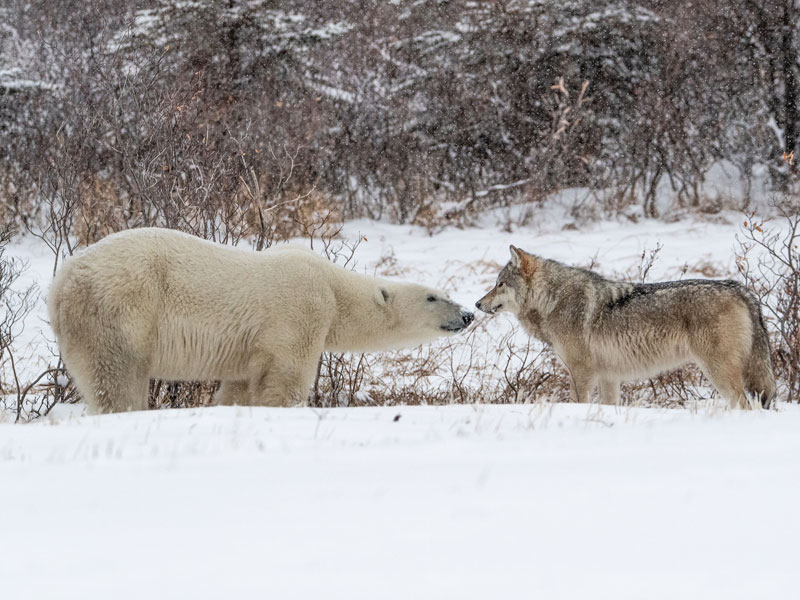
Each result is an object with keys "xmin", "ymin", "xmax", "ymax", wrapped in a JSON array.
[
  {"xmin": 691, "ymin": 321, "xmax": 754, "ymax": 409},
  {"xmin": 744, "ymin": 347, "xmax": 776, "ymax": 409},
  {"xmin": 598, "ymin": 379, "xmax": 620, "ymax": 405},
  {"xmin": 697, "ymin": 358, "xmax": 750, "ymax": 410}
]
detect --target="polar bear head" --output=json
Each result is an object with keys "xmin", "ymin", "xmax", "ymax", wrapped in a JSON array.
[{"xmin": 370, "ymin": 282, "xmax": 474, "ymax": 350}]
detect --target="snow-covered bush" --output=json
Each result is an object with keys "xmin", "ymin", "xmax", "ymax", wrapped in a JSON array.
[{"xmin": 1, "ymin": 0, "xmax": 798, "ymax": 229}]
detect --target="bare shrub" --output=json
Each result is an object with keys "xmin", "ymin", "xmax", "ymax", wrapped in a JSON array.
[
  {"xmin": 622, "ymin": 365, "xmax": 709, "ymax": 409},
  {"xmin": 308, "ymin": 229, "xmax": 371, "ymax": 407},
  {"xmin": 148, "ymin": 380, "xmax": 219, "ymax": 410},
  {"xmin": 8, "ymin": 0, "xmax": 796, "ymax": 234},
  {"xmin": 0, "ymin": 223, "xmax": 36, "ymax": 418},
  {"xmin": 496, "ymin": 335, "xmax": 564, "ymax": 404},
  {"xmin": 0, "ymin": 223, "xmax": 78, "ymax": 421},
  {"xmin": 736, "ymin": 203, "xmax": 800, "ymax": 403}
]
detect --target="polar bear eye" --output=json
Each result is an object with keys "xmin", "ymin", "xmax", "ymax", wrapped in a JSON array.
[{"xmin": 427, "ymin": 295, "xmax": 436, "ymax": 302}]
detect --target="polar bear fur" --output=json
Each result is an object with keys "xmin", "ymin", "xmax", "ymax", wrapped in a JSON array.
[{"xmin": 47, "ymin": 227, "xmax": 473, "ymax": 413}]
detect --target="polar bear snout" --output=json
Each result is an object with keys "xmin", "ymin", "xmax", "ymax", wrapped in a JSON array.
[{"xmin": 441, "ymin": 308, "xmax": 475, "ymax": 332}]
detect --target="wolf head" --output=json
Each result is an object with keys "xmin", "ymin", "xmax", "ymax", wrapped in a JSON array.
[{"xmin": 475, "ymin": 245, "xmax": 538, "ymax": 316}]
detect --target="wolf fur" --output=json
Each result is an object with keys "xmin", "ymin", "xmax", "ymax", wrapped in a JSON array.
[
  {"xmin": 476, "ymin": 246, "xmax": 776, "ymax": 409},
  {"xmin": 48, "ymin": 228, "xmax": 474, "ymax": 413}
]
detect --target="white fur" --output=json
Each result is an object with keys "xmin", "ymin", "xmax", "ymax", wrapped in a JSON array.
[{"xmin": 48, "ymin": 228, "xmax": 471, "ymax": 412}]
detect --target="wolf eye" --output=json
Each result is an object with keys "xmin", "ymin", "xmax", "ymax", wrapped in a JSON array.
[
  {"xmin": 497, "ymin": 282, "xmax": 505, "ymax": 288},
  {"xmin": 427, "ymin": 295, "xmax": 436, "ymax": 302}
]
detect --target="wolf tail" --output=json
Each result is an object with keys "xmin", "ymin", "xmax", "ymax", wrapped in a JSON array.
[{"xmin": 740, "ymin": 289, "xmax": 776, "ymax": 408}]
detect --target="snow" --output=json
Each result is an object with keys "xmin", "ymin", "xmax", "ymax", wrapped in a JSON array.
[
  {"xmin": 336, "ymin": 207, "xmax": 749, "ymax": 302},
  {"xmin": 0, "ymin": 67, "xmax": 55, "ymax": 91},
  {"xmin": 306, "ymin": 79, "xmax": 356, "ymax": 103},
  {"xmin": 2, "ymin": 203, "xmax": 799, "ymax": 597},
  {"xmin": 1, "ymin": 402, "xmax": 798, "ymax": 598}
]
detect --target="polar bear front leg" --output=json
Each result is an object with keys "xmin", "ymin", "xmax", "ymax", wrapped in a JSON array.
[
  {"xmin": 215, "ymin": 380, "xmax": 250, "ymax": 406},
  {"xmin": 249, "ymin": 352, "xmax": 322, "ymax": 407}
]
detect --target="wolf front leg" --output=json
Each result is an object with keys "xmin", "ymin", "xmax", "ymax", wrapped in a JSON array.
[
  {"xmin": 566, "ymin": 364, "xmax": 595, "ymax": 404},
  {"xmin": 598, "ymin": 379, "xmax": 620, "ymax": 405}
]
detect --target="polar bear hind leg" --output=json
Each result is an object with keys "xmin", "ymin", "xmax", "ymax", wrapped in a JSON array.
[{"xmin": 63, "ymin": 337, "xmax": 150, "ymax": 414}]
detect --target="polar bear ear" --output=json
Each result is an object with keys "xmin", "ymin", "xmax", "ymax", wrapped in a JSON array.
[{"xmin": 375, "ymin": 287, "xmax": 390, "ymax": 306}]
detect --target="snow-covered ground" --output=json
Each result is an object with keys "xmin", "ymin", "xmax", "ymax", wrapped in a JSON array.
[
  {"xmin": 3, "ymin": 206, "xmax": 798, "ymax": 598},
  {"xmin": 2, "ymin": 402, "xmax": 798, "ymax": 599}
]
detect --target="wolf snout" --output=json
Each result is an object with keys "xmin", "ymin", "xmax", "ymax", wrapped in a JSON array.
[{"xmin": 475, "ymin": 299, "xmax": 498, "ymax": 314}]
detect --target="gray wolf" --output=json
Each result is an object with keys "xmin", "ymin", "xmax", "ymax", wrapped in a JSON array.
[
  {"xmin": 476, "ymin": 246, "xmax": 775, "ymax": 409},
  {"xmin": 48, "ymin": 228, "xmax": 474, "ymax": 413}
]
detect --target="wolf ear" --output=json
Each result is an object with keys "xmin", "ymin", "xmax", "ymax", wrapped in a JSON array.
[
  {"xmin": 509, "ymin": 245, "xmax": 524, "ymax": 268},
  {"xmin": 510, "ymin": 245, "xmax": 537, "ymax": 276}
]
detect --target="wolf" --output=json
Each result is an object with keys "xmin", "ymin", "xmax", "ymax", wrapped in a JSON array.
[{"xmin": 476, "ymin": 246, "xmax": 776, "ymax": 409}]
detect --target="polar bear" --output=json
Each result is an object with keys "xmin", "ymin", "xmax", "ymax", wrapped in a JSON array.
[{"xmin": 47, "ymin": 227, "xmax": 474, "ymax": 413}]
